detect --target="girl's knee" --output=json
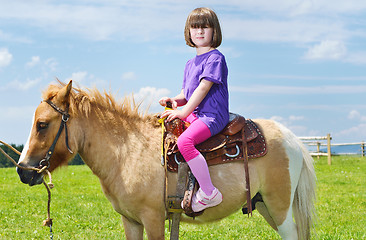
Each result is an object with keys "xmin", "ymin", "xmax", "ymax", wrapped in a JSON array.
[
  {"xmin": 177, "ymin": 136, "xmax": 198, "ymax": 160},
  {"xmin": 177, "ymin": 135, "xmax": 193, "ymax": 151}
]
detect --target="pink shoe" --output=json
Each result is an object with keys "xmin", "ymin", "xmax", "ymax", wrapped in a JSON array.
[{"xmin": 191, "ymin": 188, "xmax": 222, "ymax": 212}]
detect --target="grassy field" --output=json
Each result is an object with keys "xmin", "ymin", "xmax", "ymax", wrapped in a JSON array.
[{"xmin": 0, "ymin": 156, "xmax": 365, "ymax": 239}]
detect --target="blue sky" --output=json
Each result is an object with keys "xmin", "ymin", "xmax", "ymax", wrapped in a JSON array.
[{"xmin": 0, "ymin": 0, "xmax": 365, "ymax": 145}]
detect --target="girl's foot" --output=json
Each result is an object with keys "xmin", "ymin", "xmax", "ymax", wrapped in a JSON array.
[{"xmin": 191, "ymin": 187, "xmax": 222, "ymax": 212}]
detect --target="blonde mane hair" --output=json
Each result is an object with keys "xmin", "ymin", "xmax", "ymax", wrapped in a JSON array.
[{"xmin": 42, "ymin": 81, "xmax": 159, "ymax": 128}]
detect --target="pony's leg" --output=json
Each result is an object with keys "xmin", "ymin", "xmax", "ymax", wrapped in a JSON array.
[
  {"xmin": 260, "ymin": 196, "xmax": 298, "ymax": 240},
  {"xmin": 122, "ymin": 216, "xmax": 144, "ymax": 240},
  {"xmin": 277, "ymin": 208, "xmax": 298, "ymax": 240},
  {"xmin": 255, "ymin": 202, "xmax": 277, "ymax": 231},
  {"xmin": 141, "ymin": 212, "xmax": 165, "ymax": 240},
  {"xmin": 255, "ymin": 200, "xmax": 298, "ymax": 240}
]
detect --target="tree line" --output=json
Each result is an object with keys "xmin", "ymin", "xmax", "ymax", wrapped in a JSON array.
[{"xmin": 0, "ymin": 143, "xmax": 84, "ymax": 168}]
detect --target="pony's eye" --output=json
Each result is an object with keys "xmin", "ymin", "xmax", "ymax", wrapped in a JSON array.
[{"xmin": 37, "ymin": 122, "xmax": 49, "ymax": 131}]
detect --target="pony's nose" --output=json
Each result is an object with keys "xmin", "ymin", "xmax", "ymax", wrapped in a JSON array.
[
  {"xmin": 16, "ymin": 166, "xmax": 28, "ymax": 184},
  {"xmin": 16, "ymin": 163, "xmax": 24, "ymax": 176},
  {"xmin": 16, "ymin": 162, "xmax": 34, "ymax": 185}
]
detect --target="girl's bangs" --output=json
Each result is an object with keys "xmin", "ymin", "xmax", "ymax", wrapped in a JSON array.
[{"xmin": 189, "ymin": 14, "xmax": 213, "ymax": 28}]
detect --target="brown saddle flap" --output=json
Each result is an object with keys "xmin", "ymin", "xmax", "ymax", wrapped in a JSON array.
[{"xmin": 164, "ymin": 113, "xmax": 267, "ymax": 173}]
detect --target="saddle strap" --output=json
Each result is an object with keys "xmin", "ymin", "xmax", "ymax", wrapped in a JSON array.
[{"xmin": 242, "ymin": 127, "xmax": 252, "ymax": 216}]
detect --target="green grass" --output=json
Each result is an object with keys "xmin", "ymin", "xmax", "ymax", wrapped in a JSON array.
[
  {"xmin": 1, "ymin": 156, "xmax": 365, "ymax": 239},
  {"xmin": 312, "ymin": 156, "xmax": 366, "ymax": 240}
]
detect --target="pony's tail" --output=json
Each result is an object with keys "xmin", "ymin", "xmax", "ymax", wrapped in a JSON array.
[{"xmin": 293, "ymin": 141, "xmax": 317, "ymax": 240}]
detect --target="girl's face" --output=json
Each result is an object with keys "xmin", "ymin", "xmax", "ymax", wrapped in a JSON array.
[{"xmin": 190, "ymin": 27, "xmax": 213, "ymax": 49}]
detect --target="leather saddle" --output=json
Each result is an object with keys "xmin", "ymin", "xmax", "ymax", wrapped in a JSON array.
[
  {"xmin": 162, "ymin": 113, "xmax": 267, "ymax": 218},
  {"xmin": 163, "ymin": 113, "xmax": 267, "ymax": 173}
]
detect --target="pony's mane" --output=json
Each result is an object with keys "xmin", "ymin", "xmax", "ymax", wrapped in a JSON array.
[{"xmin": 42, "ymin": 81, "xmax": 159, "ymax": 127}]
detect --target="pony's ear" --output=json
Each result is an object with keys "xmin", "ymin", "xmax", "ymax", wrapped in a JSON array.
[{"xmin": 57, "ymin": 80, "xmax": 73, "ymax": 104}]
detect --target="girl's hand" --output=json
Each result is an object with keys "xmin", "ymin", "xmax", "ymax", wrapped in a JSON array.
[
  {"xmin": 161, "ymin": 109, "xmax": 186, "ymax": 122},
  {"xmin": 159, "ymin": 97, "xmax": 178, "ymax": 109}
]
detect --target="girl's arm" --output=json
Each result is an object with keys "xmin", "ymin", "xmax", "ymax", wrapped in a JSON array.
[
  {"xmin": 159, "ymin": 89, "xmax": 187, "ymax": 109},
  {"xmin": 161, "ymin": 79, "xmax": 213, "ymax": 121},
  {"xmin": 172, "ymin": 89, "xmax": 187, "ymax": 107}
]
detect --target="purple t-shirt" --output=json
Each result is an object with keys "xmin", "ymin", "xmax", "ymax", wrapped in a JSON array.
[{"xmin": 182, "ymin": 49, "xmax": 229, "ymax": 136}]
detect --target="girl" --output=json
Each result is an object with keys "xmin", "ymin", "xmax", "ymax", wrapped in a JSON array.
[{"xmin": 160, "ymin": 7, "xmax": 229, "ymax": 212}]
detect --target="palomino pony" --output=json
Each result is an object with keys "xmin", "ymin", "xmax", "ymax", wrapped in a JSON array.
[{"xmin": 17, "ymin": 81, "xmax": 316, "ymax": 240}]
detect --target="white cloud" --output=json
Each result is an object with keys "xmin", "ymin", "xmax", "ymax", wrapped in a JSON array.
[
  {"xmin": 348, "ymin": 110, "xmax": 361, "ymax": 120},
  {"xmin": 134, "ymin": 86, "xmax": 170, "ymax": 112},
  {"xmin": 222, "ymin": 0, "xmax": 366, "ymax": 16},
  {"xmin": 334, "ymin": 110, "xmax": 366, "ymax": 141},
  {"xmin": 289, "ymin": 115, "xmax": 304, "ymax": 121},
  {"xmin": 7, "ymin": 78, "xmax": 41, "ymax": 91},
  {"xmin": 289, "ymin": 0, "xmax": 314, "ymax": 16},
  {"xmin": 304, "ymin": 41, "xmax": 366, "ymax": 65},
  {"xmin": 0, "ymin": 48, "xmax": 13, "ymax": 67},
  {"xmin": 0, "ymin": 29, "xmax": 31, "ymax": 43},
  {"xmin": 230, "ymin": 85, "xmax": 366, "ymax": 95},
  {"xmin": 348, "ymin": 110, "xmax": 366, "ymax": 122},
  {"xmin": 25, "ymin": 56, "xmax": 40, "ymax": 68},
  {"xmin": 44, "ymin": 58, "xmax": 58, "ymax": 71},
  {"xmin": 345, "ymin": 51, "xmax": 366, "ymax": 65},
  {"xmin": 270, "ymin": 115, "xmax": 310, "ymax": 136},
  {"xmin": 247, "ymin": 74, "xmax": 366, "ymax": 81},
  {"xmin": 66, "ymin": 71, "xmax": 108, "ymax": 90},
  {"xmin": 336, "ymin": 123, "xmax": 366, "ymax": 141},
  {"xmin": 286, "ymin": 0, "xmax": 366, "ymax": 16},
  {"xmin": 69, "ymin": 71, "xmax": 88, "ymax": 82},
  {"xmin": 270, "ymin": 115, "xmax": 285, "ymax": 123},
  {"xmin": 304, "ymin": 40, "xmax": 347, "ymax": 60},
  {"xmin": 0, "ymin": 0, "xmax": 361, "ymax": 44},
  {"xmin": 271, "ymin": 115, "xmax": 304, "ymax": 125},
  {"xmin": 0, "ymin": 1, "xmax": 184, "ymax": 41},
  {"xmin": 0, "ymin": 105, "xmax": 36, "ymax": 120},
  {"xmin": 218, "ymin": 46, "xmax": 242, "ymax": 58},
  {"xmin": 122, "ymin": 72, "xmax": 137, "ymax": 81},
  {"xmin": 223, "ymin": 19, "xmax": 348, "ymax": 43}
]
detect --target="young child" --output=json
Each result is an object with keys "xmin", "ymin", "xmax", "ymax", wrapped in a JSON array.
[{"xmin": 159, "ymin": 7, "xmax": 229, "ymax": 212}]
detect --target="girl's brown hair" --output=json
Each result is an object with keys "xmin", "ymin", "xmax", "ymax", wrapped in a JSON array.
[{"xmin": 184, "ymin": 7, "xmax": 222, "ymax": 48}]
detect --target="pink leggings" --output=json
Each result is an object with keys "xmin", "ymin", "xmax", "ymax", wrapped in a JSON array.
[{"xmin": 177, "ymin": 113, "xmax": 212, "ymax": 161}]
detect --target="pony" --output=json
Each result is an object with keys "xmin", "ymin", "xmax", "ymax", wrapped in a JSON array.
[{"xmin": 17, "ymin": 80, "xmax": 316, "ymax": 240}]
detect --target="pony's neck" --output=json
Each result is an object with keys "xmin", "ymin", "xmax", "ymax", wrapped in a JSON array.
[{"xmin": 73, "ymin": 101, "xmax": 161, "ymax": 181}]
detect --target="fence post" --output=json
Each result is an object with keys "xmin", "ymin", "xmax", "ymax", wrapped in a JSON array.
[
  {"xmin": 316, "ymin": 142, "xmax": 320, "ymax": 159},
  {"xmin": 362, "ymin": 142, "xmax": 365, "ymax": 157},
  {"xmin": 327, "ymin": 133, "xmax": 332, "ymax": 165}
]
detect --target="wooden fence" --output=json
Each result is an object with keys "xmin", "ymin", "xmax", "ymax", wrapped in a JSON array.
[
  {"xmin": 330, "ymin": 142, "xmax": 365, "ymax": 157},
  {"xmin": 299, "ymin": 134, "xmax": 365, "ymax": 165}
]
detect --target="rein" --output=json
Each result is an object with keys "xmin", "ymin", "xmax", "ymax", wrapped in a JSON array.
[
  {"xmin": 0, "ymin": 140, "xmax": 54, "ymax": 238},
  {"xmin": 0, "ymin": 99, "xmax": 73, "ymax": 240}
]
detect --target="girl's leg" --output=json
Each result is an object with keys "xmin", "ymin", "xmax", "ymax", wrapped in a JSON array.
[
  {"xmin": 177, "ymin": 115, "xmax": 222, "ymax": 211},
  {"xmin": 186, "ymin": 154, "xmax": 215, "ymax": 195},
  {"xmin": 178, "ymin": 115, "xmax": 213, "ymax": 194}
]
